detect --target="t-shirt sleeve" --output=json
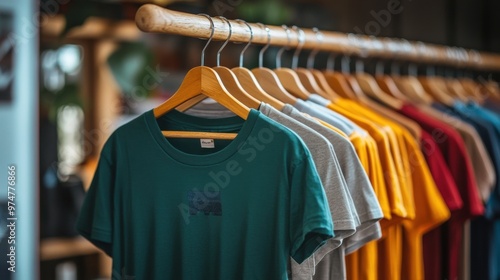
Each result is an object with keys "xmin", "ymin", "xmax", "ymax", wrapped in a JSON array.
[
  {"xmin": 289, "ymin": 153, "xmax": 334, "ymax": 264},
  {"xmin": 76, "ymin": 153, "xmax": 114, "ymax": 256}
]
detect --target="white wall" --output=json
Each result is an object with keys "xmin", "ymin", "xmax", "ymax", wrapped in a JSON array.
[{"xmin": 0, "ymin": 0, "xmax": 38, "ymax": 279}]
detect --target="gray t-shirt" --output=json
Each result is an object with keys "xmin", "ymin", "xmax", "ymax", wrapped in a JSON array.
[
  {"xmin": 259, "ymin": 103, "xmax": 361, "ymax": 280},
  {"xmin": 281, "ymin": 104, "xmax": 383, "ymax": 280}
]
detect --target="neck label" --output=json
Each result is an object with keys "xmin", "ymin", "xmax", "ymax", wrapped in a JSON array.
[{"xmin": 200, "ymin": 139, "xmax": 215, "ymax": 148}]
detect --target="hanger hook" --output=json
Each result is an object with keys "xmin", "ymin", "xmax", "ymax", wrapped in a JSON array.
[
  {"xmin": 234, "ymin": 19, "xmax": 253, "ymax": 68},
  {"xmin": 276, "ymin": 25, "xmax": 291, "ymax": 68},
  {"xmin": 292, "ymin": 25, "xmax": 305, "ymax": 69},
  {"xmin": 348, "ymin": 33, "xmax": 364, "ymax": 74},
  {"xmin": 341, "ymin": 55, "xmax": 351, "ymax": 74},
  {"xmin": 327, "ymin": 53, "xmax": 336, "ymax": 71},
  {"xmin": 215, "ymin": 16, "xmax": 232, "ymax": 67},
  {"xmin": 197, "ymin": 14, "xmax": 215, "ymax": 66},
  {"xmin": 375, "ymin": 60, "xmax": 384, "ymax": 76},
  {"xmin": 307, "ymin": 27, "xmax": 323, "ymax": 69},
  {"xmin": 257, "ymin": 23, "xmax": 271, "ymax": 68},
  {"xmin": 401, "ymin": 40, "xmax": 417, "ymax": 76}
]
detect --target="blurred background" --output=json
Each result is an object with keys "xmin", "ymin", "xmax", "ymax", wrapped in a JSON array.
[{"xmin": 0, "ymin": 0, "xmax": 499, "ymax": 279}]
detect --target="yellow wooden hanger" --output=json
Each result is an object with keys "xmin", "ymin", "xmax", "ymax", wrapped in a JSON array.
[
  {"xmin": 322, "ymin": 54, "xmax": 359, "ymax": 99},
  {"xmin": 307, "ymin": 30, "xmax": 340, "ymax": 101},
  {"xmin": 176, "ymin": 17, "xmax": 261, "ymax": 111},
  {"xmin": 460, "ymin": 77, "xmax": 484, "ymax": 103},
  {"xmin": 374, "ymin": 60, "xmax": 409, "ymax": 101},
  {"xmin": 349, "ymin": 47, "xmax": 403, "ymax": 110},
  {"xmin": 230, "ymin": 20, "xmax": 285, "ymax": 110},
  {"xmin": 273, "ymin": 25, "xmax": 311, "ymax": 99},
  {"xmin": 393, "ymin": 63, "xmax": 434, "ymax": 105},
  {"xmin": 212, "ymin": 17, "xmax": 260, "ymax": 109},
  {"xmin": 364, "ymin": 60, "xmax": 422, "ymax": 138},
  {"xmin": 291, "ymin": 26, "xmax": 330, "ymax": 99},
  {"xmin": 155, "ymin": 14, "xmax": 249, "ymax": 140},
  {"xmin": 417, "ymin": 65, "xmax": 455, "ymax": 106},
  {"xmin": 251, "ymin": 23, "xmax": 297, "ymax": 105}
]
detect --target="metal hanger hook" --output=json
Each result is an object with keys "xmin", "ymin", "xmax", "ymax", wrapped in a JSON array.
[
  {"xmin": 326, "ymin": 53, "xmax": 336, "ymax": 71},
  {"xmin": 292, "ymin": 25, "xmax": 305, "ymax": 69},
  {"xmin": 375, "ymin": 60, "xmax": 384, "ymax": 76},
  {"xmin": 276, "ymin": 25, "xmax": 291, "ymax": 68},
  {"xmin": 307, "ymin": 27, "xmax": 323, "ymax": 69},
  {"xmin": 341, "ymin": 55, "xmax": 351, "ymax": 74},
  {"xmin": 256, "ymin": 23, "xmax": 271, "ymax": 68},
  {"xmin": 215, "ymin": 16, "xmax": 232, "ymax": 67},
  {"xmin": 198, "ymin": 13, "xmax": 215, "ymax": 66},
  {"xmin": 235, "ymin": 19, "xmax": 253, "ymax": 68},
  {"xmin": 347, "ymin": 33, "xmax": 365, "ymax": 74}
]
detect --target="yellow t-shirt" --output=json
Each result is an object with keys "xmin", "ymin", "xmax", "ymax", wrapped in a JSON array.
[
  {"xmin": 342, "ymin": 99, "xmax": 450, "ymax": 279},
  {"xmin": 349, "ymin": 131, "xmax": 369, "ymax": 171},
  {"xmin": 329, "ymin": 100, "xmax": 411, "ymax": 280},
  {"xmin": 324, "ymin": 105, "xmax": 398, "ymax": 280},
  {"xmin": 400, "ymin": 132, "xmax": 451, "ymax": 280},
  {"xmin": 328, "ymin": 102, "xmax": 407, "ymax": 221},
  {"xmin": 355, "ymin": 110, "xmax": 449, "ymax": 280}
]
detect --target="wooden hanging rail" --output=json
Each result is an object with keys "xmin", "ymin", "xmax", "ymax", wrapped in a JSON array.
[{"xmin": 135, "ymin": 4, "xmax": 500, "ymax": 71}]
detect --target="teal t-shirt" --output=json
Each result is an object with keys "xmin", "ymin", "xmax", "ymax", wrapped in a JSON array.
[{"xmin": 76, "ymin": 109, "xmax": 333, "ymax": 280}]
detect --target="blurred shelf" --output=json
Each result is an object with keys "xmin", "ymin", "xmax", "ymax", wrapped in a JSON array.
[
  {"xmin": 41, "ymin": 15, "xmax": 140, "ymax": 41},
  {"xmin": 40, "ymin": 237, "xmax": 101, "ymax": 261}
]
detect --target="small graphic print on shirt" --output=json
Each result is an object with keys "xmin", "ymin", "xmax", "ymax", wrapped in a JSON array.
[{"xmin": 188, "ymin": 191, "xmax": 222, "ymax": 216}]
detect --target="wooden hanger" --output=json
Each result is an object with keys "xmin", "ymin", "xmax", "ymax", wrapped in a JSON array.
[
  {"xmin": 427, "ymin": 68, "xmax": 461, "ymax": 103},
  {"xmin": 417, "ymin": 75, "xmax": 455, "ymax": 106},
  {"xmin": 322, "ymin": 56, "xmax": 421, "ymax": 137},
  {"xmin": 445, "ymin": 77, "xmax": 470, "ymax": 102},
  {"xmin": 229, "ymin": 21, "xmax": 285, "ymax": 110},
  {"xmin": 460, "ymin": 77, "xmax": 484, "ymax": 102},
  {"xmin": 385, "ymin": 61, "xmax": 433, "ymax": 104},
  {"xmin": 322, "ymin": 55, "xmax": 358, "ymax": 99},
  {"xmin": 367, "ymin": 61, "xmax": 408, "ymax": 102},
  {"xmin": 395, "ymin": 76, "xmax": 434, "ymax": 104},
  {"xmin": 273, "ymin": 25, "xmax": 311, "ymax": 99},
  {"xmin": 293, "ymin": 27, "xmax": 328, "ymax": 98},
  {"xmin": 355, "ymin": 74, "xmax": 403, "ymax": 109},
  {"xmin": 481, "ymin": 79, "xmax": 500, "ymax": 101},
  {"xmin": 460, "ymin": 77, "xmax": 485, "ymax": 104},
  {"xmin": 156, "ymin": 14, "xmax": 250, "ymax": 140},
  {"xmin": 213, "ymin": 17, "xmax": 260, "ymax": 109},
  {"xmin": 311, "ymin": 69, "xmax": 339, "ymax": 100},
  {"xmin": 347, "ymin": 58, "xmax": 422, "ymax": 138},
  {"xmin": 213, "ymin": 67, "xmax": 261, "ymax": 108},
  {"xmin": 251, "ymin": 23, "xmax": 297, "ymax": 105},
  {"xmin": 296, "ymin": 68, "xmax": 328, "ymax": 97},
  {"xmin": 155, "ymin": 66, "xmax": 250, "ymax": 139},
  {"xmin": 346, "ymin": 60, "xmax": 421, "ymax": 138},
  {"xmin": 176, "ymin": 17, "xmax": 260, "ymax": 112},
  {"xmin": 352, "ymin": 57, "xmax": 403, "ymax": 109},
  {"xmin": 297, "ymin": 28, "xmax": 339, "ymax": 100}
]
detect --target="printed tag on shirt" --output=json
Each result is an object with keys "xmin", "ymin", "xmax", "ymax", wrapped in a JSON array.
[{"xmin": 200, "ymin": 139, "xmax": 215, "ymax": 148}]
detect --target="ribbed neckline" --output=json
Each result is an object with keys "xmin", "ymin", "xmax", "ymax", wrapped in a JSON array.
[{"xmin": 144, "ymin": 109, "xmax": 259, "ymax": 166}]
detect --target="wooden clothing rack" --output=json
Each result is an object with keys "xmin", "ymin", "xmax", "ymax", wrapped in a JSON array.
[{"xmin": 135, "ymin": 4, "xmax": 500, "ymax": 71}]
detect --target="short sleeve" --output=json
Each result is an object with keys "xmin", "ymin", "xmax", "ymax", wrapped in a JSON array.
[
  {"xmin": 289, "ymin": 153, "xmax": 334, "ymax": 264},
  {"xmin": 76, "ymin": 153, "xmax": 114, "ymax": 256}
]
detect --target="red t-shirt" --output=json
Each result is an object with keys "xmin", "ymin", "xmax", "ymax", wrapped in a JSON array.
[
  {"xmin": 399, "ymin": 104, "xmax": 484, "ymax": 280},
  {"xmin": 419, "ymin": 130, "xmax": 462, "ymax": 280}
]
